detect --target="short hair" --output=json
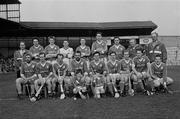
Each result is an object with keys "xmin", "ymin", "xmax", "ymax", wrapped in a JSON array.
[
  {"xmin": 151, "ymin": 32, "xmax": 158, "ymax": 37},
  {"xmin": 114, "ymin": 37, "xmax": 119, "ymax": 40},
  {"xmin": 48, "ymin": 36, "xmax": 55, "ymax": 40},
  {"xmin": 33, "ymin": 37, "xmax": 39, "ymax": 41},
  {"xmin": 96, "ymin": 32, "xmax": 102, "ymax": 36},
  {"xmin": 93, "ymin": 51, "xmax": 100, "ymax": 56},
  {"xmin": 20, "ymin": 41, "xmax": 25, "ymax": 45},
  {"xmin": 56, "ymin": 54, "xmax": 64, "ymax": 58},
  {"xmin": 39, "ymin": 52, "xmax": 46, "ymax": 57},
  {"xmin": 136, "ymin": 46, "xmax": 143, "ymax": 53}
]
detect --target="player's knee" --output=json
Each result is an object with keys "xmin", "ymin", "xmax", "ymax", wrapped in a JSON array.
[
  {"xmin": 85, "ymin": 77, "xmax": 91, "ymax": 85},
  {"xmin": 167, "ymin": 77, "xmax": 174, "ymax": 85},
  {"xmin": 153, "ymin": 80, "xmax": 160, "ymax": 87},
  {"xmin": 52, "ymin": 78, "xmax": 57, "ymax": 84},
  {"xmin": 131, "ymin": 74, "xmax": 138, "ymax": 82},
  {"xmin": 46, "ymin": 79, "xmax": 51, "ymax": 85},
  {"xmin": 16, "ymin": 78, "xmax": 22, "ymax": 84}
]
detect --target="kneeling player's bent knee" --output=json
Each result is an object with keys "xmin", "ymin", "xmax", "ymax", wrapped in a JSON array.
[
  {"xmin": 167, "ymin": 77, "xmax": 174, "ymax": 85},
  {"xmin": 85, "ymin": 77, "xmax": 91, "ymax": 85},
  {"xmin": 16, "ymin": 78, "xmax": 24, "ymax": 84},
  {"xmin": 52, "ymin": 77, "xmax": 58, "ymax": 84},
  {"xmin": 153, "ymin": 79, "xmax": 161, "ymax": 87},
  {"xmin": 131, "ymin": 74, "xmax": 138, "ymax": 82}
]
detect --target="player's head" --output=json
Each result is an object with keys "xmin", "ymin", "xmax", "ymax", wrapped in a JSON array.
[
  {"xmin": 123, "ymin": 50, "xmax": 130, "ymax": 59},
  {"xmin": 33, "ymin": 38, "xmax": 39, "ymax": 46},
  {"xmin": 151, "ymin": 32, "xmax": 158, "ymax": 42},
  {"xmin": 80, "ymin": 38, "xmax": 86, "ymax": 45},
  {"xmin": 76, "ymin": 69, "xmax": 83, "ymax": 77},
  {"xmin": 109, "ymin": 52, "xmax": 116, "ymax": 61},
  {"xmin": 155, "ymin": 54, "xmax": 162, "ymax": 64},
  {"xmin": 96, "ymin": 32, "xmax": 102, "ymax": 41},
  {"xmin": 74, "ymin": 51, "xmax": 81, "ymax": 62},
  {"xmin": 136, "ymin": 47, "xmax": 143, "ymax": 58},
  {"xmin": 48, "ymin": 36, "xmax": 55, "ymax": 45},
  {"xmin": 129, "ymin": 39, "xmax": 136, "ymax": 46},
  {"xmin": 63, "ymin": 40, "xmax": 69, "ymax": 47},
  {"xmin": 93, "ymin": 51, "xmax": 100, "ymax": 61},
  {"xmin": 24, "ymin": 53, "xmax": 32, "ymax": 63},
  {"xmin": 39, "ymin": 52, "xmax": 46, "ymax": 61},
  {"xmin": 114, "ymin": 37, "xmax": 120, "ymax": 45},
  {"xmin": 57, "ymin": 54, "xmax": 64, "ymax": 62},
  {"xmin": 20, "ymin": 41, "xmax": 25, "ymax": 50}
]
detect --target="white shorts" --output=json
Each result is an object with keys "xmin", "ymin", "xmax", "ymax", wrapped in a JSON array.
[{"xmin": 95, "ymin": 86, "xmax": 105, "ymax": 94}]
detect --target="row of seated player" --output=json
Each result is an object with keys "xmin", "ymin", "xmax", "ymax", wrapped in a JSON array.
[{"xmin": 15, "ymin": 48, "xmax": 173, "ymax": 102}]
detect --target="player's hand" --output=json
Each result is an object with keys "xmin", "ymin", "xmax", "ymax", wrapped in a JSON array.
[
  {"xmin": 71, "ymin": 72, "xmax": 75, "ymax": 77},
  {"xmin": 84, "ymin": 72, "xmax": 88, "ymax": 76},
  {"xmin": 137, "ymin": 72, "xmax": 142, "ymax": 78}
]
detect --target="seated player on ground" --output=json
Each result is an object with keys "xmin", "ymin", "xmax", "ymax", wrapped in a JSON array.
[
  {"xmin": 89, "ymin": 51, "xmax": 107, "ymax": 98},
  {"xmin": 119, "ymin": 50, "xmax": 134, "ymax": 96},
  {"xmin": 52, "ymin": 54, "xmax": 68, "ymax": 99},
  {"xmin": 106, "ymin": 52, "xmax": 120, "ymax": 98},
  {"xmin": 16, "ymin": 53, "xmax": 37, "ymax": 99},
  {"xmin": 131, "ymin": 47, "xmax": 152, "ymax": 95},
  {"xmin": 150, "ymin": 54, "xmax": 173, "ymax": 94},
  {"xmin": 73, "ymin": 69, "xmax": 87, "ymax": 100},
  {"xmin": 34, "ymin": 52, "xmax": 53, "ymax": 98},
  {"xmin": 71, "ymin": 51, "xmax": 91, "ymax": 97}
]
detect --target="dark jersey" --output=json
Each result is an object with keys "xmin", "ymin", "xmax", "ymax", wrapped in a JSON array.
[
  {"xmin": 133, "ymin": 56, "xmax": 150, "ymax": 72},
  {"xmin": 21, "ymin": 62, "xmax": 37, "ymax": 78},
  {"xmin": 151, "ymin": 62, "xmax": 166, "ymax": 78},
  {"xmin": 37, "ymin": 62, "xmax": 52, "ymax": 78}
]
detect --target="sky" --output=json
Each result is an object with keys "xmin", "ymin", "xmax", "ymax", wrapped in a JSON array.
[{"xmin": 20, "ymin": 0, "xmax": 180, "ymax": 36}]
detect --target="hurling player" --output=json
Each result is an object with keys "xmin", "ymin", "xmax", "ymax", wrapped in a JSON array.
[
  {"xmin": 91, "ymin": 32, "xmax": 108, "ymax": 59},
  {"xmin": 106, "ymin": 52, "xmax": 120, "ymax": 98},
  {"xmin": 34, "ymin": 52, "xmax": 53, "ymax": 97},
  {"xmin": 119, "ymin": 50, "xmax": 134, "ymax": 96},
  {"xmin": 109, "ymin": 37, "xmax": 125, "ymax": 60},
  {"xmin": 14, "ymin": 41, "xmax": 29, "ymax": 78},
  {"xmin": 89, "ymin": 52, "xmax": 107, "ymax": 98},
  {"xmin": 45, "ymin": 36, "xmax": 59, "ymax": 64},
  {"xmin": 52, "ymin": 54, "xmax": 68, "ymax": 99},
  {"xmin": 150, "ymin": 54, "xmax": 173, "ymax": 94},
  {"xmin": 71, "ymin": 51, "xmax": 91, "ymax": 94},
  {"xmin": 131, "ymin": 47, "xmax": 151, "ymax": 95},
  {"xmin": 16, "ymin": 53, "xmax": 37, "ymax": 99},
  {"xmin": 29, "ymin": 38, "xmax": 44, "ymax": 62},
  {"xmin": 73, "ymin": 69, "xmax": 87, "ymax": 100},
  {"xmin": 59, "ymin": 40, "xmax": 74, "ymax": 71},
  {"xmin": 76, "ymin": 38, "xmax": 91, "ymax": 58}
]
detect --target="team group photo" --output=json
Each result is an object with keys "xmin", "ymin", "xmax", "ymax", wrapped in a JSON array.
[
  {"xmin": 15, "ymin": 32, "xmax": 174, "ymax": 102},
  {"xmin": 0, "ymin": 0, "xmax": 180, "ymax": 119}
]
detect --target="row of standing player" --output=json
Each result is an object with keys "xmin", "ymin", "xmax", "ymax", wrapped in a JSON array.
[{"xmin": 15, "ymin": 32, "xmax": 173, "ymax": 101}]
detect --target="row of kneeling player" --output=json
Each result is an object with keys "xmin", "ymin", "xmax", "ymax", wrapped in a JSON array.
[{"xmin": 16, "ymin": 47, "xmax": 174, "ymax": 101}]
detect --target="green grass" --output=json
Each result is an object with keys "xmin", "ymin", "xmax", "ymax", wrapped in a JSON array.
[{"xmin": 0, "ymin": 66, "xmax": 180, "ymax": 119}]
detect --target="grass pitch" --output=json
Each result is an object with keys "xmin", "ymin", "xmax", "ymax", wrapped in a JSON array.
[{"xmin": 0, "ymin": 66, "xmax": 180, "ymax": 119}]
